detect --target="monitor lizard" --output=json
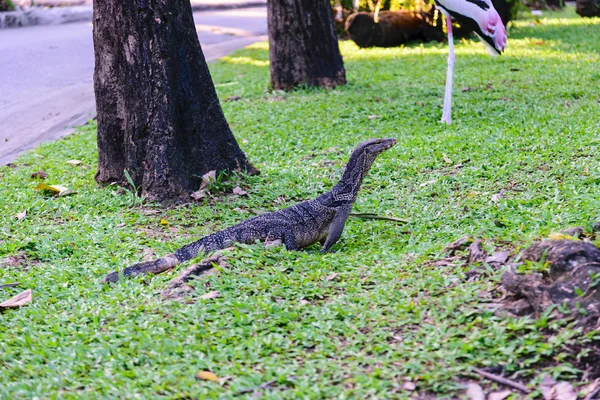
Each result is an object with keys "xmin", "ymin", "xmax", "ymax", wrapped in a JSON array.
[{"xmin": 104, "ymin": 138, "xmax": 397, "ymax": 283}]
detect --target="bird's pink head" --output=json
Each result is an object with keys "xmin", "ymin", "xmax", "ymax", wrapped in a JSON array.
[{"xmin": 483, "ymin": 11, "xmax": 507, "ymax": 53}]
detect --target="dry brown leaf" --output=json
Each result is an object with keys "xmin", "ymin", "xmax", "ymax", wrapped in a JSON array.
[
  {"xmin": 485, "ymin": 251, "xmax": 510, "ymax": 265},
  {"xmin": 31, "ymin": 171, "xmax": 47, "ymax": 179},
  {"xmin": 16, "ymin": 211, "xmax": 27, "ymax": 220},
  {"xmin": 548, "ymin": 233, "xmax": 575, "ymax": 241},
  {"xmin": 33, "ymin": 183, "xmax": 75, "ymax": 196},
  {"xmin": 199, "ymin": 291, "xmax": 220, "ymax": 300},
  {"xmin": 326, "ymin": 273, "xmax": 339, "ymax": 281},
  {"xmin": 466, "ymin": 383, "xmax": 485, "ymax": 400},
  {"xmin": 488, "ymin": 390, "xmax": 512, "ymax": 400},
  {"xmin": 467, "ymin": 239, "xmax": 487, "ymax": 265},
  {"xmin": 443, "ymin": 236, "xmax": 473, "ymax": 253},
  {"xmin": 199, "ymin": 170, "xmax": 217, "ymax": 191},
  {"xmin": 550, "ymin": 382, "xmax": 577, "ymax": 400},
  {"xmin": 66, "ymin": 160, "xmax": 82, "ymax": 165},
  {"xmin": 195, "ymin": 370, "xmax": 219, "ymax": 382},
  {"xmin": 232, "ymin": 186, "xmax": 247, "ymax": 196},
  {"xmin": 191, "ymin": 191, "xmax": 207, "ymax": 200},
  {"xmin": 142, "ymin": 248, "xmax": 156, "ymax": 262},
  {"xmin": 0, "ymin": 289, "xmax": 32, "ymax": 309}
]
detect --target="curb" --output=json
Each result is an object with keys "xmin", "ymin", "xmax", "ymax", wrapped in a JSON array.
[
  {"xmin": 0, "ymin": 0, "xmax": 266, "ymax": 30},
  {"xmin": 0, "ymin": 5, "xmax": 92, "ymax": 29}
]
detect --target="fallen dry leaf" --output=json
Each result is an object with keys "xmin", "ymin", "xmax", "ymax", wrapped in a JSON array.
[
  {"xmin": 462, "ymin": 87, "xmax": 472, "ymax": 92},
  {"xmin": 548, "ymin": 233, "xmax": 575, "ymax": 241},
  {"xmin": 443, "ymin": 235, "xmax": 473, "ymax": 253},
  {"xmin": 402, "ymin": 381, "xmax": 416, "ymax": 391},
  {"xmin": 0, "ymin": 289, "xmax": 32, "ymax": 309},
  {"xmin": 191, "ymin": 190, "xmax": 207, "ymax": 200},
  {"xmin": 195, "ymin": 370, "xmax": 219, "ymax": 382},
  {"xmin": 199, "ymin": 291, "xmax": 220, "ymax": 300},
  {"xmin": 466, "ymin": 383, "xmax": 485, "ymax": 400},
  {"xmin": 142, "ymin": 248, "xmax": 156, "ymax": 262},
  {"xmin": 491, "ymin": 191, "xmax": 504, "ymax": 203},
  {"xmin": 326, "ymin": 273, "xmax": 339, "ymax": 281},
  {"xmin": 199, "ymin": 170, "xmax": 217, "ymax": 191},
  {"xmin": 66, "ymin": 160, "xmax": 82, "ymax": 165},
  {"xmin": 33, "ymin": 183, "xmax": 75, "ymax": 197},
  {"xmin": 16, "ymin": 211, "xmax": 27, "ymax": 220},
  {"xmin": 485, "ymin": 251, "xmax": 510, "ymax": 265},
  {"xmin": 551, "ymin": 382, "xmax": 577, "ymax": 400},
  {"xmin": 488, "ymin": 390, "xmax": 512, "ymax": 400},
  {"xmin": 467, "ymin": 239, "xmax": 487, "ymax": 265},
  {"xmin": 232, "ymin": 186, "xmax": 247, "ymax": 196},
  {"xmin": 442, "ymin": 153, "xmax": 453, "ymax": 164},
  {"xmin": 31, "ymin": 171, "xmax": 47, "ymax": 179}
]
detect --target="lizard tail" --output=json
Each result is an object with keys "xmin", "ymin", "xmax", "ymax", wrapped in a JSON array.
[{"xmin": 103, "ymin": 231, "xmax": 231, "ymax": 283}]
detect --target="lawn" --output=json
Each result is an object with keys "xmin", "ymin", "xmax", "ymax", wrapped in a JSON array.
[{"xmin": 1, "ymin": 7, "xmax": 600, "ymax": 399}]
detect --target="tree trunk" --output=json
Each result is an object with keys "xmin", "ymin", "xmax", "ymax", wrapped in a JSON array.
[
  {"xmin": 345, "ymin": 11, "xmax": 444, "ymax": 48},
  {"xmin": 268, "ymin": 0, "xmax": 347, "ymax": 90},
  {"xmin": 92, "ymin": 0, "xmax": 258, "ymax": 203},
  {"xmin": 576, "ymin": 0, "xmax": 600, "ymax": 17}
]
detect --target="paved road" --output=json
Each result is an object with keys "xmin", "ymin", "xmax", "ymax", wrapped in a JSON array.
[{"xmin": 0, "ymin": 6, "xmax": 267, "ymax": 165}]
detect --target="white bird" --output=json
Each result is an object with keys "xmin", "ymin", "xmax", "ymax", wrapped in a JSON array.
[{"xmin": 433, "ymin": 0, "xmax": 507, "ymax": 124}]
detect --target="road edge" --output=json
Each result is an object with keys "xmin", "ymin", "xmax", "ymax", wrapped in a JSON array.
[{"xmin": 0, "ymin": 0, "xmax": 266, "ymax": 30}]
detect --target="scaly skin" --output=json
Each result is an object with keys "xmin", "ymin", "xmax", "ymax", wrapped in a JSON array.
[{"xmin": 104, "ymin": 138, "xmax": 397, "ymax": 283}]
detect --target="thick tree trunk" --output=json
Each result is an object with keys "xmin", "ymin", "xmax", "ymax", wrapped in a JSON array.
[
  {"xmin": 267, "ymin": 0, "xmax": 346, "ymax": 90},
  {"xmin": 345, "ymin": 11, "xmax": 444, "ymax": 48},
  {"xmin": 92, "ymin": 0, "xmax": 257, "ymax": 202},
  {"xmin": 576, "ymin": 0, "xmax": 600, "ymax": 17}
]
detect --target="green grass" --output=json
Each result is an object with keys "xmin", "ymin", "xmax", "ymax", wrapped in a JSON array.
[{"xmin": 2, "ymin": 7, "xmax": 600, "ymax": 399}]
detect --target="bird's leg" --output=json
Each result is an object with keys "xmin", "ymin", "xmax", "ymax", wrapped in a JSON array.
[{"xmin": 441, "ymin": 14, "xmax": 455, "ymax": 125}]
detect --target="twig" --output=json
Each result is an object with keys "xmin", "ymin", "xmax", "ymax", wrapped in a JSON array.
[
  {"xmin": 0, "ymin": 282, "xmax": 20, "ymax": 290},
  {"xmin": 473, "ymin": 368, "xmax": 531, "ymax": 394},
  {"xmin": 235, "ymin": 379, "xmax": 277, "ymax": 396},
  {"xmin": 585, "ymin": 385, "xmax": 600, "ymax": 400},
  {"xmin": 349, "ymin": 213, "xmax": 408, "ymax": 224}
]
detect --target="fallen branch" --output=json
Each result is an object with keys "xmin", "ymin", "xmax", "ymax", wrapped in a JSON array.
[
  {"xmin": 0, "ymin": 282, "xmax": 20, "ymax": 290},
  {"xmin": 473, "ymin": 368, "xmax": 531, "ymax": 394},
  {"xmin": 235, "ymin": 379, "xmax": 277, "ymax": 396}
]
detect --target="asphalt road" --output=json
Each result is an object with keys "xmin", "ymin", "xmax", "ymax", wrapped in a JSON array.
[{"xmin": 0, "ymin": 6, "xmax": 267, "ymax": 165}]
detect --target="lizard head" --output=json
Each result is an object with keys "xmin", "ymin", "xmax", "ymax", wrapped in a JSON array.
[
  {"xmin": 359, "ymin": 138, "xmax": 397, "ymax": 156},
  {"xmin": 340, "ymin": 138, "xmax": 397, "ymax": 188}
]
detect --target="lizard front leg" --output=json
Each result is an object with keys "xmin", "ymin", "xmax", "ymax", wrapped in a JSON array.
[{"xmin": 321, "ymin": 205, "xmax": 352, "ymax": 253}]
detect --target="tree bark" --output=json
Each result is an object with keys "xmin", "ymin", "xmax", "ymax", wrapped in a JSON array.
[
  {"xmin": 92, "ymin": 0, "xmax": 258, "ymax": 202},
  {"xmin": 267, "ymin": 0, "xmax": 347, "ymax": 90},
  {"xmin": 345, "ymin": 11, "xmax": 444, "ymax": 48}
]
